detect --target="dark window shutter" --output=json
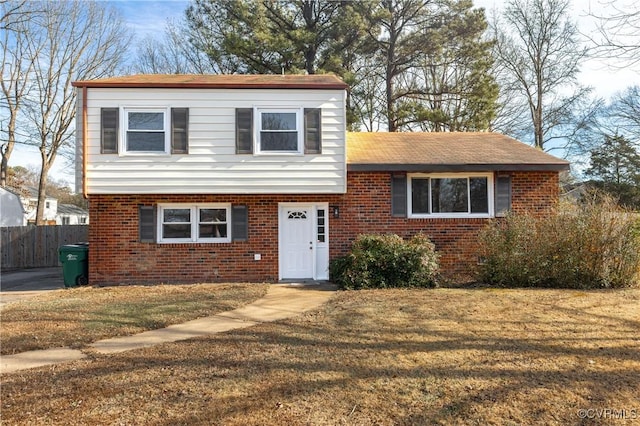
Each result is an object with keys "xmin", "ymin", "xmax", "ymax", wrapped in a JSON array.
[
  {"xmin": 101, "ymin": 108, "xmax": 118, "ymax": 154},
  {"xmin": 236, "ymin": 108, "xmax": 253, "ymax": 154},
  {"xmin": 139, "ymin": 205, "xmax": 156, "ymax": 243},
  {"xmin": 231, "ymin": 205, "xmax": 248, "ymax": 242},
  {"xmin": 391, "ymin": 174, "xmax": 407, "ymax": 217},
  {"xmin": 304, "ymin": 108, "xmax": 321, "ymax": 154},
  {"xmin": 171, "ymin": 108, "xmax": 189, "ymax": 154},
  {"xmin": 495, "ymin": 175, "xmax": 512, "ymax": 217}
]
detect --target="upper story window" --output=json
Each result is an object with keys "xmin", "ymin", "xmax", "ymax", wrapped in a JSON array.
[
  {"xmin": 100, "ymin": 107, "xmax": 188, "ymax": 155},
  {"xmin": 236, "ymin": 108, "xmax": 321, "ymax": 155},
  {"xmin": 257, "ymin": 109, "xmax": 302, "ymax": 153},
  {"xmin": 408, "ymin": 173, "xmax": 493, "ymax": 218},
  {"xmin": 124, "ymin": 109, "xmax": 169, "ymax": 153},
  {"xmin": 158, "ymin": 204, "xmax": 231, "ymax": 243}
]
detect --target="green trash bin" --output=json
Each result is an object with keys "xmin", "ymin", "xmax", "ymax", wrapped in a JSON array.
[{"xmin": 59, "ymin": 243, "xmax": 89, "ymax": 287}]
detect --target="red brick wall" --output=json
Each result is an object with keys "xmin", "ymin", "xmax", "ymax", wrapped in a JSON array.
[
  {"xmin": 332, "ymin": 171, "xmax": 560, "ymax": 277},
  {"xmin": 88, "ymin": 171, "xmax": 559, "ymax": 285}
]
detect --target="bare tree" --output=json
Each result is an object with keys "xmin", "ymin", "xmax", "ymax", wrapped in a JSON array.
[
  {"xmin": 12, "ymin": 0, "xmax": 131, "ymax": 224},
  {"xmin": 0, "ymin": 0, "xmax": 28, "ymax": 31},
  {"xmin": 583, "ymin": 86, "xmax": 640, "ymax": 150},
  {"xmin": 589, "ymin": 1, "xmax": 640, "ymax": 68},
  {"xmin": 491, "ymin": 0, "xmax": 589, "ymax": 151},
  {"xmin": 135, "ymin": 19, "xmax": 220, "ymax": 74},
  {"xmin": 0, "ymin": 0, "xmax": 38, "ymax": 187}
]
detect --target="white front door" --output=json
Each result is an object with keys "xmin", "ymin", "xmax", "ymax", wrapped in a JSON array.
[{"xmin": 279, "ymin": 205, "xmax": 315, "ymax": 279}]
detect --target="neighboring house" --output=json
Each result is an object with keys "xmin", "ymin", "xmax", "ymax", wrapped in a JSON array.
[
  {"xmin": 56, "ymin": 204, "xmax": 89, "ymax": 225},
  {"xmin": 0, "ymin": 187, "xmax": 26, "ymax": 226},
  {"xmin": 21, "ymin": 187, "xmax": 58, "ymax": 225},
  {"xmin": 72, "ymin": 74, "xmax": 570, "ymax": 285}
]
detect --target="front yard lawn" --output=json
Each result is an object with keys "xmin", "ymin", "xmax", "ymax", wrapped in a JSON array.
[
  {"xmin": 0, "ymin": 283, "xmax": 268, "ymax": 355},
  {"xmin": 2, "ymin": 287, "xmax": 639, "ymax": 425}
]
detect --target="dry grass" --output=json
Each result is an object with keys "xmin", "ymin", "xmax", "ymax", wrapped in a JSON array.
[
  {"xmin": 2, "ymin": 287, "xmax": 639, "ymax": 425},
  {"xmin": 0, "ymin": 283, "xmax": 267, "ymax": 355}
]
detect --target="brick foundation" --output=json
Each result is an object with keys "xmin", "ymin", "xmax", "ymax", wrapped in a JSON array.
[{"xmin": 88, "ymin": 171, "xmax": 559, "ymax": 285}]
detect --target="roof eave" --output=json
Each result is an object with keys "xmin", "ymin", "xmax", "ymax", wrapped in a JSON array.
[
  {"xmin": 347, "ymin": 163, "xmax": 571, "ymax": 172},
  {"xmin": 71, "ymin": 81, "xmax": 348, "ymax": 90}
]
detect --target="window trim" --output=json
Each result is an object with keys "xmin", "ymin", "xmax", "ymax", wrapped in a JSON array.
[
  {"xmin": 407, "ymin": 173, "xmax": 494, "ymax": 218},
  {"xmin": 121, "ymin": 107, "xmax": 170, "ymax": 155},
  {"xmin": 157, "ymin": 203, "xmax": 231, "ymax": 244},
  {"xmin": 254, "ymin": 107, "xmax": 303, "ymax": 155}
]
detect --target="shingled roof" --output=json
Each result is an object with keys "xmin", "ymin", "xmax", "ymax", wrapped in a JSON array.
[
  {"xmin": 347, "ymin": 132, "xmax": 570, "ymax": 172},
  {"xmin": 72, "ymin": 74, "xmax": 348, "ymax": 90}
]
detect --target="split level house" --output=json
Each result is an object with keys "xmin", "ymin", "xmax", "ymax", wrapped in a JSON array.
[{"xmin": 72, "ymin": 74, "xmax": 569, "ymax": 286}]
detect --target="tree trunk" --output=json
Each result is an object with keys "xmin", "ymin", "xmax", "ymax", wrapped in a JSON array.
[{"xmin": 35, "ymin": 150, "xmax": 51, "ymax": 225}]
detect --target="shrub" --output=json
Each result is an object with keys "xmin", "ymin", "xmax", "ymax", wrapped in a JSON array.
[
  {"xmin": 477, "ymin": 197, "xmax": 640, "ymax": 289},
  {"xmin": 330, "ymin": 234, "xmax": 439, "ymax": 290}
]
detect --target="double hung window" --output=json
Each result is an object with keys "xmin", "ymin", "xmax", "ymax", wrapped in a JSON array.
[
  {"xmin": 125, "ymin": 109, "xmax": 168, "ymax": 153},
  {"xmin": 236, "ymin": 107, "xmax": 321, "ymax": 155},
  {"xmin": 159, "ymin": 204, "xmax": 230, "ymax": 243},
  {"xmin": 257, "ymin": 109, "xmax": 301, "ymax": 153},
  {"xmin": 100, "ymin": 107, "xmax": 188, "ymax": 155}
]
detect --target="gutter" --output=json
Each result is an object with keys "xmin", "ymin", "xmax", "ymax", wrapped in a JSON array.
[{"xmin": 347, "ymin": 163, "xmax": 571, "ymax": 172}]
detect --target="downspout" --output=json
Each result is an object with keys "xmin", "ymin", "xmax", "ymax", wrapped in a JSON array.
[{"xmin": 82, "ymin": 86, "xmax": 88, "ymax": 198}]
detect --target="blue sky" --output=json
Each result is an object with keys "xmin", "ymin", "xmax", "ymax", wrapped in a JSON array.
[
  {"xmin": 104, "ymin": 0, "xmax": 189, "ymax": 39},
  {"xmin": 11, "ymin": 0, "xmax": 640, "ymax": 186}
]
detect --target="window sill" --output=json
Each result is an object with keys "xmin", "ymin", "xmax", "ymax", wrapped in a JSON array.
[
  {"xmin": 408, "ymin": 214, "xmax": 493, "ymax": 219},
  {"xmin": 158, "ymin": 239, "xmax": 231, "ymax": 244},
  {"xmin": 254, "ymin": 151, "xmax": 304, "ymax": 156},
  {"xmin": 119, "ymin": 152, "xmax": 172, "ymax": 157}
]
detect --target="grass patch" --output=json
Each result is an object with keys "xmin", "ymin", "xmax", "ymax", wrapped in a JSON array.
[
  {"xmin": 0, "ymin": 283, "xmax": 267, "ymax": 355},
  {"xmin": 2, "ymin": 287, "xmax": 639, "ymax": 425}
]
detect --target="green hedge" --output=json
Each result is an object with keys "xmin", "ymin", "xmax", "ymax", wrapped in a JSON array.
[
  {"xmin": 477, "ymin": 198, "xmax": 640, "ymax": 289},
  {"xmin": 330, "ymin": 234, "xmax": 439, "ymax": 290}
]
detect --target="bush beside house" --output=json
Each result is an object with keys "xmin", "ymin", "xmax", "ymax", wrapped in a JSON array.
[
  {"xmin": 330, "ymin": 234, "xmax": 439, "ymax": 290},
  {"xmin": 477, "ymin": 198, "xmax": 640, "ymax": 289}
]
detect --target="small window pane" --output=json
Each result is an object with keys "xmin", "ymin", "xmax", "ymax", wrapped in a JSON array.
[
  {"xmin": 411, "ymin": 178, "xmax": 430, "ymax": 214},
  {"xmin": 262, "ymin": 113, "xmax": 296, "ymax": 130},
  {"xmin": 317, "ymin": 208, "xmax": 326, "ymax": 243},
  {"xmin": 470, "ymin": 177, "xmax": 489, "ymax": 213},
  {"xmin": 127, "ymin": 132, "xmax": 165, "ymax": 151},
  {"xmin": 431, "ymin": 178, "xmax": 468, "ymax": 213},
  {"xmin": 163, "ymin": 224, "xmax": 191, "ymax": 239},
  {"xmin": 261, "ymin": 132, "xmax": 298, "ymax": 151},
  {"xmin": 164, "ymin": 209, "xmax": 190, "ymax": 223},
  {"xmin": 200, "ymin": 208, "xmax": 226, "ymax": 223},
  {"xmin": 129, "ymin": 112, "xmax": 164, "ymax": 130},
  {"xmin": 199, "ymin": 224, "xmax": 228, "ymax": 238}
]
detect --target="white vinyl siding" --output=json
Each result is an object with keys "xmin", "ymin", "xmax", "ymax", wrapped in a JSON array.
[{"xmin": 81, "ymin": 88, "xmax": 347, "ymax": 194}]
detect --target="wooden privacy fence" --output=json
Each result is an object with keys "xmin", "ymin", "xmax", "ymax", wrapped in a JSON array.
[{"xmin": 1, "ymin": 225, "xmax": 88, "ymax": 270}]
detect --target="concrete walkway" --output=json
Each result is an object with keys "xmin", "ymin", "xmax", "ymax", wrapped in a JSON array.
[{"xmin": 0, "ymin": 283, "xmax": 335, "ymax": 374}]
